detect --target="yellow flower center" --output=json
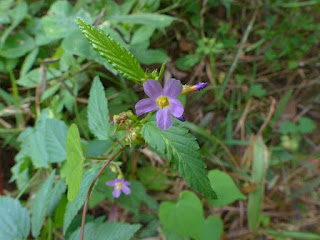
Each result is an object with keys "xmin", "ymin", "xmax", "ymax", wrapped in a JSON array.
[
  {"xmin": 116, "ymin": 182, "xmax": 123, "ymax": 190},
  {"xmin": 157, "ymin": 96, "xmax": 170, "ymax": 109}
]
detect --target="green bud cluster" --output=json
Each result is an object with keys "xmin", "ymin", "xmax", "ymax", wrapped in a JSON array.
[{"xmin": 113, "ymin": 111, "xmax": 145, "ymax": 147}]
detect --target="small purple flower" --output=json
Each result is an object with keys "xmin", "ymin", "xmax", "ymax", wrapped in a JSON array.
[
  {"xmin": 194, "ymin": 82, "xmax": 208, "ymax": 91},
  {"xmin": 106, "ymin": 178, "xmax": 131, "ymax": 198},
  {"xmin": 177, "ymin": 116, "xmax": 186, "ymax": 122},
  {"xmin": 135, "ymin": 79, "xmax": 184, "ymax": 131}
]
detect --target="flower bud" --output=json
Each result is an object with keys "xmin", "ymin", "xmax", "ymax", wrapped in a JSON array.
[{"xmin": 181, "ymin": 82, "xmax": 208, "ymax": 95}]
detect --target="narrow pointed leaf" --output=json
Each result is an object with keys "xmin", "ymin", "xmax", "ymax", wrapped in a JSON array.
[{"xmin": 76, "ymin": 18, "xmax": 145, "ymax": 83}]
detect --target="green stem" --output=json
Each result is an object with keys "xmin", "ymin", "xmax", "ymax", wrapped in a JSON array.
[
  {"xmin": 140, "ymin": 112, "xmax": 152, "ymax": 124},
  {"xmin": 15, "ymin": 170, "xmax": 41, "ymax": 199},
  {"xmin": 80, "ymin": 148, "xmax": 124, "ymax": 240},
  {"xmin": 48, "ymin": 218, "xmax": 52, "ymax": 240},
  {"xmin": 8, "ymin": 68, "xmax": 24, "ymax": 128}
]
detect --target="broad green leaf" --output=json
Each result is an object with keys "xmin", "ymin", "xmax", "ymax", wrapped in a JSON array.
[
  {"xmin": 63, "ymin": 167, "xmax": 99, "ymax": 234},
  {"xmin": 17, "ymin": 67, "xmax": 62, "ymax": 87},
  {"xmin": 45, "ymin": 118, "xmax": 68, "ymax": 163},
  {"xmin": 48, "ymin": 180, "xmax": 67, "ymax": 216},
  {"xmin": 279, "ymin": 121, "xmax": 299, "ymax": 134},
  {"xmin": 88, "ymin": 76, "xmax": 111, "ymax": 140},
  {"xmin": 0, "ymin": 31, "xmax": 35, "ymax": 58},
  {"xmin": 248, "ymin": 136, "xmax": 268, "ymax": 232},
  {"xmin": 76, "ymin": 18, "xmax": 145, "ymax": 83},
  {"xmin": 201, "ymin": 215, "xmax": 224, "ymax": 240},
  {"xmin": 159, "ymin": 191, "xmax": 204, "ymax": 240},
  {"xmin": 142, "ymin": 119, "xmax": 217, "ymax": 199},
  {"xmin": 0, "ymin": 196, "xmax": 30, "ymax": 239},
  {"xmin": 208, "ymin": 170, "xmax": 246, "ymax": 206},
  {"xmin": 69, "ymin": 221, "xmax": 141, "ymax": 240},
  {"xmin": 31, "ymin": 170, "xmax": 56, "ymax": 237},
  {"xmin": 66, "ymin": 124, "xmax": 85, "ymax": 202},
  {"xmin": 176, "ymin": 54, "xmax": 202, "ymax": 71},
  {"xmin": 41, "ymin": 1, "xmax": 91, "ymax": 40},
  {"xmin": 108, "ymin": 13, "xmax": 176, "ymax": 28},
  {"xmin": 20, "ymin": 48, "xmax": 39, "ymax": 77}
]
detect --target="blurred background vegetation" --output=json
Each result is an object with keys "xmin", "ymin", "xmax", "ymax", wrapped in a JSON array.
[{"xmin": 0, "ymin": 0, "xmax": 320, "ymax": 239}]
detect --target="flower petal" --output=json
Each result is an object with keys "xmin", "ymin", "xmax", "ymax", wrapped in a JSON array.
[
  {"xmin": 156, "ymin": 108, "xmax": 173, "ymax": 131},
  {"xmin": 106, "ymin": 180, "xmax": 117, "ymax": 186},
  {"xmin": 123, "ymin": 181, "xmax": 131, "ymax": 186},
  {"xmin": 135, "ymin": 98, "xmax": 158, "ymax": 115},
  {"xmin": 121, "ymin": 185, "xmax": 131, "ymax": 195},
  {"xmin": 143, "ymin": 79, "xmax": 163, "ymax": 98},
  {"xmin": 113, "ymin": 188, "xmax": 121, "ymax": 198},
  {"xmin": 163, "ymin": 78, "xmax": 183, "ymax": 98},
  {"xmin": 169, "ymin": 98, "xmax": 184, "ymax": 117}
]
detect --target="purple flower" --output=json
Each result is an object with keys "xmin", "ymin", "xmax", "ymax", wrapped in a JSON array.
[
  {"xmin": 135, "ymin": 79, "xmax": 184, "ymax": 131},
  {"xmin": 106, "ymin": 178, "xmax": 131, "ymax": 198}
]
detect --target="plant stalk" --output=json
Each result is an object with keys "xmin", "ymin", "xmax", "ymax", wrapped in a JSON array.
[{"xmin": 80, "ymin": 148, "xmax": 123, "ymax": 240}]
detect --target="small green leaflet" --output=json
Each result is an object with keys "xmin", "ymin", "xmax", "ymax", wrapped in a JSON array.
[
  {"xmin": 76, "ymin": 18, "xmax": 145, "ymax": 83},
  {"xmin": 66, "ymin": 124, "xmax": 85, "ymax": 202},
  {"xmin": 88, "ymin": 76, "xmax": 111, "ymax": 140},
  {"xmin": 142, "ymin": 120, "xmax": 217, "ymax": 199}
]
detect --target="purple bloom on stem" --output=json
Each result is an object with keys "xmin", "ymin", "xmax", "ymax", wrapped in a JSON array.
[
  {"xmin": 135, "ymin": 79, "xmax": 184, "ymax": 131},
  {"xmin": 106, "ymin": 178, "xmax": 131, "ymax": 198},
  {"xmin": 195, "ymin": 82, "xmax": 208, "ymax": 91}
]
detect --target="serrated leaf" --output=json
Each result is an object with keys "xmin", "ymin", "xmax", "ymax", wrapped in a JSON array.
[
  {"xmin": 88, "ymin": 76, "xmax": 111, "ymax": 140},
  {"xmin": 142, "ymin": 120, "xmax": 216, "ymax": 199},
  {"xmin": 159, "ymin": 191, "xmax": 204, "ymax": 240},
  {"xmin": 76, "ymin": 18, "xmax": 145, "ymax": 83},
  {"xmin": 208, "ymin": 170, "xmax": 246, "ymax": 206},
  {"xmin": 66, "ymin": 124, "xmax": 85, "ymax": 202},
  {"xmin": 63, "ymin": 167, "xmax": 99, "ymax": 234},
  {"xmin": 69, "ymin": 221, "xmax": 141, "ymax": 240},
  {"xmin": 0, "ymin": 196, "xmax": 30, "ymax": 239},
  {"xmin": 31, "ymin": 170, "xmax": 56, "ymax": 237}
]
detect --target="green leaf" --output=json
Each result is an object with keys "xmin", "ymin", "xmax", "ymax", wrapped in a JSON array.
[
  {"xmin": 142, "ymin": 119, "xmax": 216, "ymax": 199},
  {"xmin": 66, "ymin": 124, "xmax": 85, "ymax": 202},
  {"xmin": 31, "ymin": 170, "xmax": 56, "ymax": 237},
  {"xmin": 45, "ymin": 118, "xmax": 68, "ymax": 163},
  {"xmin": 69, "ymin": 221, "xmax": 141, "ymax": 240},
  {"xmin": 0, "ymin": 196, "xmax": 30, "ymax": 239},
  {"xmin": 41, "ymin": 1, "xmax": 91, "ymax": 40},
  {"xmin": 88, "ymin": 76, "xmax": 111, "ymax": 140},
  {"xmin": 265, "ymin": 229, "xmax": 320, "ymax": 239},
  {"xmin": 176, "ymin": 54, "xmax": 202, "ymax": 71},
  {"xmin": 76, "ymin": 18, "xmax": 145, "ymax": 83},
  {"xmin": 279, "ymin": 121, "xmax": 298, "ymax": 135},
  {"xmin": 0, "ymin": 31, "xmax": 35, "ymax": 58},
  {"xmin": 0, "ymin": 1, "xmax": 28, "ymax": 47},
  {"xmin": 298, "ymin": 117, "xmax": 316, "ymax": 133},
  {"xmin": 248, "ymin": 136, "xmax": 268, "ymax": 232},
  {"xmin": 20, "ymin": 47, "xmax": 39, "ymax": 76},
  {"xmin": 250, "ymin": 84, "xmax": 267, "ymax": 98},
  {"xmin": 208, "ymin": 169, "xmax": 246, "ymax": 206},
  {"xmin": 201, "ymin": 215, "xmax": 224, "ymax": 240},
  {"xmin": 159, "ymin": 191, "xmax": 204, "ymax": 240},
  {"xmin": 63, "ymin": 167, "xmax": 99, "ymax": 235},
  {"xmin": 137, "ymin": 166, "xmax": 170, "ymax": 191},
  {"xmin": 17, "ymin": 67, "xmax": 62, "ymax": 87},
  {"xmin": 108, "ymin": 13, "xmax": 176, "ymax": 28}
]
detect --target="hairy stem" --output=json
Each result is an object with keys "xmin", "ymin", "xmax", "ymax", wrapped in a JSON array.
[{"xmin": 80, "ymin": 148, "xmax": 123, "ymax": 240}]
